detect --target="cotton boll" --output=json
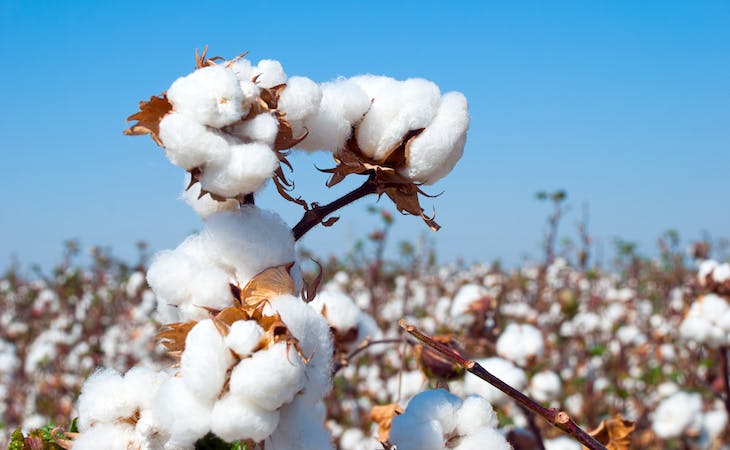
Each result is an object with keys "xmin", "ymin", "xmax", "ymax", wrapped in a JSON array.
[
  {"xmin": 226, "ymin": 112, "xmax": 280, "ymax": 146},
  {"xmin": 277, "ymin": 76, "xmax": 322, "ymax": 134},
  {"xmin": 180, "ymin": 267, "xmax": 234, "ymax": 319},
  {"xmin": 544, "ymin": 436, "xmax": 582, "ymax": 450},
  {"xmin": 253, "ymin": 59, "xmax": 287, "ymax": 88},
  {"xmin": 401, "ymin": 91, "xmax": 469, "ymax": 184},
  {"xmin": 310, "ymin": 289, "xmax": 361, "ymax": 333},
  {"xmin": 124, "ymin": 366, "xmax": 170, "ymax": 412},
  {"xmin": 229, "ymin": 342, "xmax": 306, "ymax": 410},
  {"xmin": 352, "ymin": 75, "xmax": 440, "ymax": 162},
  {"xmin": 269, "ymin": 295, "xmax": 334, "ymax": 398},
  {"xmin": 496, "ymin": 323, "xmax": 544, "ymax": 366},
  {"xmin": 211, "ymin": 392, "xmax": 280, "ymax": 442},
  {"xmin": 153, "ymin": 377, "xmax": 213, "ymax": 447},
  {"xmin": 454, "ymin": 428, "xmax": 511, "ymax": 450},
  {"xmin": 167, "ymin": 65, "xmax": 244, "ymax": 128},
  {"xmin": 389, "ymin": 415, "xmax": 445, "ymax": 450},
  {"xmin": 180, "ymin": 320, "xmax": 235, "ymax": 403},
  {"xmin": 713, "ymin": 263, "xmax": 730, "ymax": 283},
  {"xmin": 136, "ymin": 408, "xmax": 171, "ymax": 449},
  {"xmin": 266, "ymin": 395, "xmax": 335, "ymax": 450},
  {"xmin": 199, "ymin": 142, "xmax": 279, "ymax": 198},
  {"xmin": 404, "ymin": 389, "xmax": 462, "ymax": 434},
  {"xmin": 450, "ymin": 284, "xmax": 488, "ymax": 320},
  {"xmin": 159, "ymin": 113, "xmax": 230, "ymax": 170},
  {"xmin": 464, "ymin": 357, "xmax": 526, "ymax": 406},
  {"xmin": 147, "ymin": 246, "xmax": 202, "ymax": 307},
  {"xmin": 180, "ymin": 177, "xmax": 239, "ymax": 219},
  {"xmin": 202, "ymin": 207, "xmax": 295, "ymax": 287},
  {"xmin": 225, "ymin": 320, "xmax": 265, "ymax": 358},
  {"xmin": 77, "ymin": 368, "xmax": 136, "ymax": 430},
  {"xmin": 229, "ymin": 59, "xmax": 254, "ymax": 82},
  {"xmin": 73, "ymin": 422, "xmax": 137, "ymax": 450},
  {"xmin": 529, "ymin": 370, "xmax": 562, "ymax": 403},
  {"xmin": 652, "ymin": 391, "xmax": 703, "ymax": 439},
  {"xmin": 455, "ymin": 395, "xmax": 499, "ymax": 436},
  {"xmin": 297, "ymin": 79, "xmax": 371, "ymax": 152}
]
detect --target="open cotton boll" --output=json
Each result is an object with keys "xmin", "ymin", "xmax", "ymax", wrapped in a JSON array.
[
  {"xmin": 652, "ymin": 391, "xmax": 703, "ymax": 439},
  {"xmin": 450, "ymin": 284, "xmax": 488, "ymax": 322},
  {"xmin": 454, "ymin": 428, "xmax": 511, "ymax": 450},
  {"xmin": 310, "ymin": 289, "xmax": 361, "ymax": 333},
  {"xmin": 277, "ymin": 76, "xmax": 322, "ymax": 132},
  {"xmin": 199, "ymin": 142, "xmax": 280, "ymax": 198},
  {"xmin": 455, "ymin": 395, "xmax": 499, "ymax": 436},
  {"xmin": 266, "ymin": 395, "xmax": 335, "ymax": 450},
  {"xmin": 229, "ymin": 59, "xmax": 254, "ymax": 82},
  {"xmin": 211, "ymin": 392, "xmax": 280, "ymax": 442},
  {"xmin": 464, "ymin": 357, "xmax": 526, "ymax": 405},
  {"xmin": 180, "ymin": 177, "xmax": 239, "ymax": 219},
  {"xmin": 226, "ymin": 112, "xmax": 280, "ymax": 146},
  {"xmin": 159, "ymin": 113, "xmax": 230, "ymax": 170},
  {"xmin": 181, "ymin": 319, "xmax": 235, "ymax": 403},
  {"xmin": 124, "ymin": 366, "xmax": 170, "ymax": 412},
  {"xmin": 496, "ymin": 323, "xmax": 544, "ymax": 366},
  {"xmin": 269, "ymin": 294, "xmax": 334, "ymax": 398},
  {"xmin": 167, "ymin": 65, "xmax": 244, "ymax": 128},
  {"xmin": 713, "ymin": 263, "xmax": 730, "ymax": 283},
  {"xmin": 352, "ymin": 75, "xmax": 440, "ymax": 162},
  {"xmin": 403, "ymin": 388, "xmax": 462, "ymax": 434},
  {"xmin": 544, "ymin": 436, "xmax": 582, "ymax": 450},
  {"xmin": 202, "ymin": 207, "xmax": 295, "ymax": 287},
  {"xmin": 177, "ymin": 267, "xmax": 234, "ymax": 321},
  {"xmin": 77, "ymin": 368, "xmax": 136, "ymax": 430},
  {"xmin": 252, "ymin": 59, "xmax": 287, "ymax": 88},
  {"xmin": 73, "ymin": 422, "xmax": 137, "ymax": 450},
  {"xmin": 135, "ymin": 408, "xmax": 171, "ymax": 449},
  {"xmin": 529, "ymin": 370, "xmax": 562, "ymax": 403},
  {"xmin": 297, "ymin": 79, "xmax": 371, "ymax": 152},
  {"xmin": 153, "ymin": 376, "xmax": 213, "ymax": 447},
  {"xmin": 229, "ymin": 342, "xmax": 306, "ymax": 411},
  {"xmin": 400, "ymin": 92, "xmax": 469, "ymax": 185},
  {"xmin": 225, "ymin": 320, "xmax": 265, "ymax": 358},
  {"xmin": 680, "ymin": 294, "xmax": 730, "ymax": 347}
]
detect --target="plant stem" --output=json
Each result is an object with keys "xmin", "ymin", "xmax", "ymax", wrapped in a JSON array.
[
  {"xmin": 292, "ymin": 174, "xmax": 378, "ymax": 241},
  {"xmin": 399, "ymin": 320, "xmax": 607, "ymax": 450},
  {"xmin": 720, "ymin": 346, "xmax": 730, "ymax": 418}
]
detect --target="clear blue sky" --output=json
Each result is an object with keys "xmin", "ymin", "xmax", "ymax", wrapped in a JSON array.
[{"xmin": 1, "ymin": 0, "xmax": 728, "ymax": 270}]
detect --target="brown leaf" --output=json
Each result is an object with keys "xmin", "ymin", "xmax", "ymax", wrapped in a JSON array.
[
  {"xmin": 585, "ymin": 415, "xmax": 635, "ymax": 450},
  {"xmin": 215, "ymin": 306, "xmax": 251, "ymax": 327},
  {"xmin": 157, "ymin": 321, "xmax": 197, "ymax": 353},
  {"xmin": 124, "ymin": 95, "xmax": 173, "ymax": 145},
  {"xmin": 274, "ymin": 115, "xmax": 309, "ymax": 151},
  {"xmin": 321, "ymin": 216, "xmax": 339, "ymax": 227},
  {"xmin": 371, "ymin": 403, "xmax": 403, "ymax": 442},
  {"xmin": 238, "ymin": 262, "xmax": 296, "ymax": 314}
]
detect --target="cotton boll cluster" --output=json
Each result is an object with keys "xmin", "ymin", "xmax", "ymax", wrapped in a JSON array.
[
  {"xmin": 389, "ymin": 389, "xmax": 510, "ymax": 450},
  {"xmin": 496, "ymin": 323, "xmax": 544, "ymax": 366},
  {"xmin": 679, "ymin": 294, "xmax": 730, "ymax": 348}
]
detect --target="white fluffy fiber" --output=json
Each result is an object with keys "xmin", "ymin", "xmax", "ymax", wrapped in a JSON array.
[
  {"xmin": 528, "ymin": 370, "xmax": 562, "ymax": 403},
  {"xmin": 450, "ymin": 284, "xmax": 488, "ymax": 323},
  {"xmin": 266, "ymin": 393, "xmax": 335, "ymax": 450},
  {"xmin": 496, "ymin": 323, "xmax": 544, "ymax": 366},
  {"xmin": 181, "ymin": 319, "xmax": 235, "ymax": 403},
  {"xmin": 277, "ymin": 76, "xmax": 322, "ymax": 135},
  {"xmin": 153, "ymin": 376, "xmax": 213, "ymax": 447},
  {"xmin": 226, "ymin": 112, "xmax": 280, "ymax": 146},
  {"xmin": 310, "ymin": 288, "xmax": 362, "ymax": 334},
  {"xmin": 159, "ymin": 112, "xmax": 230, "ymax": 170},
  {"xmin": 652, "ymin": 391, "xmax": 703, "ymax": 439},
  {"xmin": 680, "ymin": 294, "xmax": 730, "ymax": 348},
  {"xmin": 225, "ymin": 320, "xmax": 265, "ymax": 358},
  {"xmin": 73, "ymin": 422, "xmax": 137, "ymax": 450},
  {"xmin": 167, "ymin": 65, "xmax": 244, "ymax": 128},
  {"xmin": 464, "ymin": 357, "xmax": 527, "ymax": 406},
  {"xmin": 389, "ymin": 389, "xmax": 509, "ymax": 450},
  {"xmin": 77, "ymin": 368, "xmax": 135, "ymax": 430},
  {"xmin": 180, "ymin": 175, "xmax": 239, "ymax": 219},
  {"xmin": 211, "ymin": 392, "xmax": 280, "ymax": 442}
]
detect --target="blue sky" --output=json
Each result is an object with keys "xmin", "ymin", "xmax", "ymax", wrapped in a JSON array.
[{"xmin": 1, "ymin": 0, "xmax": 728, "ymax": 270}]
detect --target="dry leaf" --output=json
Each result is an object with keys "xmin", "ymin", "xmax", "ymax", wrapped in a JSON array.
[
  {"xmin": 157, "ymin": 321, "xmax": 197, "ymax": 353},
  {"xmin": 124, "ymin": 95, "xmax": 173, "ymax": 145},
  {"xmin": 586, "ymin": 414, "xmax": 635, "ymax": 450},
  {"xmin": 371, "ymin": 403, "xmax": 403, "ymax": 442},
  {"xmin": 238, "ymin": 262, "xmax": 296, "ymax": 314}
]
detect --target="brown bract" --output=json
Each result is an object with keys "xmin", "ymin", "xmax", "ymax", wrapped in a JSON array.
[
  {"xmin": 585, "ymin": 415, "xmax": 635, "ymax": 450},
  {"xmin": 123, "ymin": 95, "xmax": 173, "ymax": 146},
  {"xmin": 321, "ymin": 129, "xmax": 441, "ymax": 231},
  {"xmin": 371, "ymin": 403, "xmax": 403, "ymax": 442}
]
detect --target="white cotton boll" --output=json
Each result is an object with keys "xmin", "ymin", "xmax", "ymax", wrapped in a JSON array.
[
  {"xmin": 225, "ymin": 320, "xmax": 265, "ymax": 358},
  {"xmin": 211, "ymin": 392, "xmax": 280, "ymax": 442},
  {"xmin": 450, "ymin": 284, "xmax": 488, "ymax": 321},
  {"xmin": 153, "ymin": 377, "xmax": 212, "ymax": 447},
  {"xmin": 124, "ymin": 366, "xmax": 170, "ymax": 412},
  {"xmin": 167, "ymin": 65, "xmax": 244, "ymax": 128},
  {"xmin": 77, "ymin": 368, "xmax": 136, "ymax": 430},
  {"xmin": 464, "ymin": 357, "xmax": 526, "ymax": 406},
  {"xmin": 229, "ymin": 342, "xmax": 306, "ymax": 410},
  {"xmin": 227, "ymin": 112, "xmax": 280, "ymax": 146},
  {"xmin": 702, "ymin": 402, "xmax": 728, "ymax": 442},
  {"xmin": 182, "ymin": 266, "xmax": 233, "ymax": 316},
  {"xmin": 713, "ymin": 263, "xmax": 730, "ymax": 283},
  {"xmin": 126, "ymin": 271, "xmax": 147, "ymax": 297},
  {"xmin": 680, "ymin": 294, "xmax": 730, "ymax": 347},
  {"xmin": 297, "ymin": 79, "xmax": 371, "ymax": 152},
  {"xmin": 352, "ymin": 75, "xmax": 441, "ymax": 162},
  {"xmin": 544, "ymin": 436, "xmax": 582, "ymax": 450},
  {"xmin": 269, "ymin": 295, "xmax": 334, "ymax": 398},
  {"xmin": 202, "ymin": 207, "xmax": 295, "ymax": 286},
  {"xmin": 159, "ymin": 113, "xmax": 230, "ymax": 170},
  {"xmin": 229, "ymin": 59, "xmax": 254, "ymax": 82},
  {"xmin": 496, "ymin": 323, "xmax": 544, "ymax": 366},
  {"xmin": 698, "ymin": 260, "xmax": 718, "ymax": 283},
  {"xmin": 401, "ymin": 91, "xmax": 469, "ymax": 184},
  {"xmin": 277, "ymin": 76, "xmax": 322, "ymax": 133},
  {"xmin": 454, "ymin": 428, "xmax": 511, "ymax": 450},
  {"xmin": 253, "ymin": 59, "xmax": 287, "ymax": 88},
  {"xmin": 455, "ymin": 395, "xmax": 499, "ymax": 436},
  {"xmin": 652, "ymin": 391, "xmax": 703, "ymax": 439},
  {"xmin": 73, "ymin": 422, "xmax": 137, "ymax": 450},
  {"xmin": 181, "ymin": 320, "xmax": 235, "ymax": 403},
  {"xmin": 180, "ymin": 177, "xmax": 239, "ymax": 219},
  {"xmin": 136, "ymin": 408, "xmax": 171, "ymax": 449},
  {"xmin": 404, "ymin": 389, "xmax": 462, "ymax": 435},
  {"xmin": 390, "ymin": 414, "xmax": 444, "ymax": 450},
  {"xmin": 199, "ymin": 142, "xmax": 279, "ymax": 198},
  {"xmin": 147, "ymin": 246, "xmax": 200, "ymax": 307},
  {"xmin": 529, "ymin": 370, "xmax": 562, "ymax": 403},
  {"xmin": 266, "ymin": 395, "xmax": 335, "ymax": 450},
  {"xmin": 310, "ymin": 289, "xmax": 361, "ymax": 333}
]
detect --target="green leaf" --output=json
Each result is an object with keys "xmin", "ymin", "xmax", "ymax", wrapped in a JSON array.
[{"xmin": 8, "ymin": 429, "xmax": 25, "ymax": 450}]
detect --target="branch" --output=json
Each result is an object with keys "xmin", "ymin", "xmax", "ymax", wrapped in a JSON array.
[
  {"xmin": 399, "ymin": 320, "xmax": 607, "ymax": 450},
  {"xmin": 292, "ymin": 173, "xmax": 378, "ymax": 241}
]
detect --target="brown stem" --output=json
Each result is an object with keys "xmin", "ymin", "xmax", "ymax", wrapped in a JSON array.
[
  {"xmin": 519, "ymin": 405, "xmax": 546, "ymax": 450},
  {"xmin": 332, "ymin": 338, "xmax": 409, "ymax": 376},
  {"xmin": 292, "ymin": 174, "xmax": 378, "ymax": 241},
  {"xmin": 399, "ymin": 320, "xmax": 607, "ymax": 450},
  {"xmin": 720, "ymin": 346, "xmax": 730, "ymax": 419}
]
